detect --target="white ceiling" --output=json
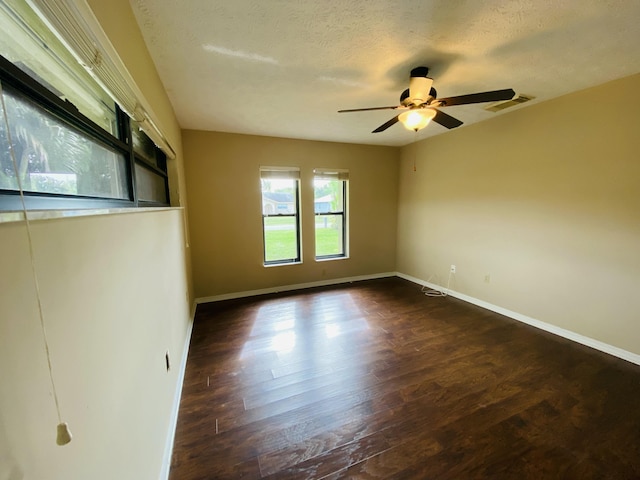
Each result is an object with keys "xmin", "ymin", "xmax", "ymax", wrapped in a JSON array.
[{"xmin": 130, "ymin": 0, "xmax": 640, "ymax": 147}]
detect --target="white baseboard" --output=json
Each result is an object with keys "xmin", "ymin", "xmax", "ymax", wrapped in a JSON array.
[
  {"xmin": 160, "ymin": 310, "xmax": 195, "ymax": 480},
  {"xmin": 195, "ymin": 272, "xmax": 397, "ymax": 304},
  {"xmin": 396, "ymin": 272, "xmax": 640, "ymax": 366}
]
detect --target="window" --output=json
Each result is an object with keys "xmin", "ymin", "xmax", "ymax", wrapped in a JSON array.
[
  {"xmin": 131, "ymin": 119, "xmax": 169, "ymax": 205},
  {"xmin": 261, "ymin": 167, "xmax": 301, "ymax": 265},
  {"xmin": 314, "ymin": 169, "xmax": 348, "ymax": 259},
  {"xmin": 0, "ymin": 84, "xmax": 129, "ymax": 200},
  {"xmin": 0, "ymin": 0, "xmax": 171, "ymax": 210}
]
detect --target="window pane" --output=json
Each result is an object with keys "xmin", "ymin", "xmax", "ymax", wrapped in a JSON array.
[
  {"xmin": 0, "ymin": 0, "xmax": 117, "ymax": 134},
  {"xmin": 261, "ymin": 178, "xmax": 297, "ymax": 215},
  {"xmin": 264, "ymin": 216, "xmax": 298, "ymax": 262},
  {"xmin": 314, "ymin": 178, "xmax": 345, "ymax": 257},
  {"xmin": 0, "ymin": 85, "xmax": 17, "ymax": 190},
  {"xmin": 131, "ymin": 120, "xmax": 158, "ymax": 166},
  {"xmin": 314, "ymin": 178, "xmax": 344, "ymax": 213},
  {"xmin": 0, "ymin": 87, "xmax": 128, "ymax": 198},
  {"xmin": 135, "ymin": 162, "xmax": 167, "ymax": 203},
  {"xmin": 261, "ymin": 177, "xmax": 299, "ymax": 263},
  {"xmin": 315, "ymin": 213, "xmax": 343, "ymax": 257}
]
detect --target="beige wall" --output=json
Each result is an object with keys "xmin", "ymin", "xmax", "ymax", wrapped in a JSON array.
[
  {"xmin": 0, "ymin": 211, "xmax": 191, "ymax": 480},
  {"xmin": 0, "ymin": 1, "xmax": 192, "ymax": 479},
  {"xmin": 397, "ymin": 73, "xmax": 640, "ymax": 355},
  {"xmin": 183, "ymin": 131, "xmax": 399, "ymax": 298}
]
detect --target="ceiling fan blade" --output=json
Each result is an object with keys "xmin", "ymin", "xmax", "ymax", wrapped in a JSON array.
[
  {"xmin": 338, "ymin": 105, "xmax": 399, "ymax": 113},
  {"xmin": 437, "ymin": 88, "xmax": 515, "ymax": 107},
  {"xmin": 372, "ymin": 115, "xmax": 400, "ymax": 133},
  {"xmin": 432, "ymin": 109, "xmax": 463, "ymax": 129}
]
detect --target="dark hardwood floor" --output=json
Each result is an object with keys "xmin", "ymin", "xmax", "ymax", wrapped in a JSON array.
[{"xmin": 170, "ymin": 277, "xmax": 640, "ymax": 479}]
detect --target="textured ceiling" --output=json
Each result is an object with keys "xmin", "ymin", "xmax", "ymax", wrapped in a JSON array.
[{"xmin": 130, "ymin": 0, "xmax": 640, "ymax": 147}]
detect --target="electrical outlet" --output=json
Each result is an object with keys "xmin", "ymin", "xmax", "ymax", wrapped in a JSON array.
[
  {"xmin": 450, "ymin": 265, "xmax": 456, "ymax": 274},
  {"xmin": 484, "ymin": 274, "xmax": 491, "ymax": 283}
]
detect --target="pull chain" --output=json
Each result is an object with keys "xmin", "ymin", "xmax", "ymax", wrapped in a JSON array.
[
  {"xmin": 413, "ymin": 129, "xmax": 418, "ymax": 172},
  {"xmin": 0, "ymin": 82, "xmax": 72, "ymax": 445}
]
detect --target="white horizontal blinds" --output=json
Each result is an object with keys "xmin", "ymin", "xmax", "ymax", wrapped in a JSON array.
[
  {"xmin": 26, "ymin": 0, "xmax": 176, "ymax": 159},
  {"xmin": 313, "ymin": 168, "xmax": 349, "ymax": 181},
  {"xmin": 260, "ymin": 166, "xmax": 300, "ymax": 180}
]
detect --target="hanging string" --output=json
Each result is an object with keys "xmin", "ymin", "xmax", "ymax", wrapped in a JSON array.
[
  {"xmin": 0, "ymin": 83, "xmax": 71, "ymax": 445},
  {"xmin": 413, "ymin": 128, "xmax": 419, "ymax": 171}
]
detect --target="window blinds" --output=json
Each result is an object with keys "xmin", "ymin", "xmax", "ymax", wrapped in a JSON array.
[
  {"xmin": 26, "ymin": 0, "xmax": 176, "ymax": 159},
  {"xmin": 260, "ymin": 166, "xmax": 300, "ymax": 180},
  {"xmin": 313, "ymin": 168, "xmax": 349, "ymax": 181}
]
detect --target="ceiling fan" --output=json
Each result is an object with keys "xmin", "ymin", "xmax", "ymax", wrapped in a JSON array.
[{"xmin": 338, "ymin": 67, "xmax": 515, "ymax": 133}]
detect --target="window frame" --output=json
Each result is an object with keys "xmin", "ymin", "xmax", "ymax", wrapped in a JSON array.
[
  {"xmin": 134, "ymin": 159, "xmax": 170, "ymax": 207},
  {"xmin": 314, "ymin": 170, "xmax": 348, "ymax": 260},
  {"xmin": 260, "ymin": 167, "xmax": 302, "ymax": 266},
  {"xmin": 130, "ymin": 119, "xmax": 170, "ymax": 207},
  {"xmin": 0, "ymin": 52, "xmax": 169, "ymax": 210}
]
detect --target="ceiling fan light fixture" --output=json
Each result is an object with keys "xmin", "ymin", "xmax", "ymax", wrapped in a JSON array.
[
  {"xmin": 338, "ymin": 66, "xmax": 513, "ymax": 134},
  {"xmin": 399, "ymin": 108, "xmax": 436, "ymax": 131}
]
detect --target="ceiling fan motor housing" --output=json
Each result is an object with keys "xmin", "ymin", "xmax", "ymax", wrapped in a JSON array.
[
  {"xmin": 410, "ymin": 67, "xmax": 429, "ymax": 77},
  {"xmin": 408, "ymin": 66, "xmax": 433, "ymax": 106},
  {"xmin": 401, "ymin": 86, "xmax": 438, "ymax": 105}
]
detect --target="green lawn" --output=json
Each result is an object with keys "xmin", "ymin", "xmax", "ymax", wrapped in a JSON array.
[
  {"xmin": 264, "ymin": 220, "xmax": 342, "ymax": 261},
  {"xmin": 264, "ymin": 216, "xmax": 295, "ymax": 225},
  {"xmin": 264, "ymin": 229, "xmax": 298, "ymax": 261},
  {"xmin": 315, "ymin": 227, "xmax": 343, "ymax": 257}
]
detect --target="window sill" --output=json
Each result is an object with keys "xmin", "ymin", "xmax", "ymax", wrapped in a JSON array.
[
  {"xmin": 264, "ymin": 261, "xmax": 303, "ymax": 268},
  {"xmin": 315, "ymin": 255, "xmax": 349, "ymax": 262},
  {"xmin": 0, "ymin": 206, "xmax": 181, "ymax": 225}
]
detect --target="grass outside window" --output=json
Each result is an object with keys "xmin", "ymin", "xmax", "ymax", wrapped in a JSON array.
[{"xmin": 263, "ymin": 224, "xmax": 342, "ymax": 262}]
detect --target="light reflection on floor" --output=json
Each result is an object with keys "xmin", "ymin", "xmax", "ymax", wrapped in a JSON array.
[{"xmin": 239, "ymin": 293, "xmax": 370, "ymax": 363}]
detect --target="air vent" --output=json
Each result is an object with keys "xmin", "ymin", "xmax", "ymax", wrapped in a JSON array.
[{"xmin": 484, "ymin": 94, "xmax": 534, "ymax": 112}]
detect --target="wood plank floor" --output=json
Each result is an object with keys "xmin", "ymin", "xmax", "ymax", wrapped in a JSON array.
[{"xmin": 170, "ymin": 277, "xmax": 640, "ymax": 479}]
